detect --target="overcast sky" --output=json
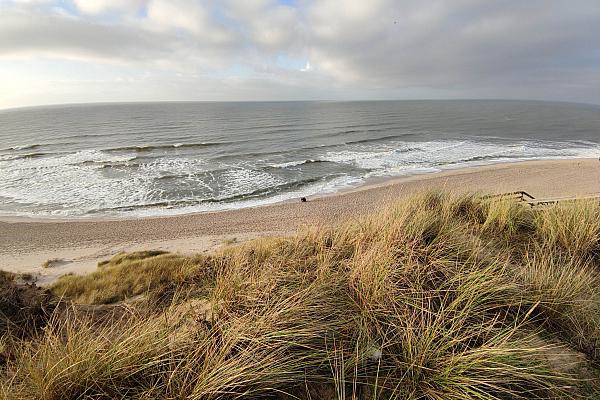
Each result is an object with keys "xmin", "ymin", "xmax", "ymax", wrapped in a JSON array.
[{"xmin": 1, "ymin": 0, "xmax": 599, "ymax": 109}]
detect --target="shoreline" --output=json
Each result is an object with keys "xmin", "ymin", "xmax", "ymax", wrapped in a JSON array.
[
  {"xmin": 2, "ymin": 158, "xmax": 599, "ymax": 285},
  {"xmin": 1, "ymin": 156, "xmax": 597, "ymax": 224},
  {"xmin": 327, "ymin": 156, "xmax": 600, "ymax": 197}
]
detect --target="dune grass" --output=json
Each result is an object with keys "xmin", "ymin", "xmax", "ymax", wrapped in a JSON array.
[
  {"xmin": 51, "ymin": 252, "xmax": 216, "ymax": 304},
  {"xmin": 1, "ymin": 191, "xmax": 600, "ymax": 399}
]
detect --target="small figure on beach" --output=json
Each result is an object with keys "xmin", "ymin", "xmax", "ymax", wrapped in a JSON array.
[{"xmin": 300, "ymin": 197, "xmax": 307, "ymax": 202}]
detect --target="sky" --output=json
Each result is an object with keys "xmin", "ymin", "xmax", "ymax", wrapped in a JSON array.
[{"xmin": 0, "ymin": 0, "xmax": 599, "ymax": 109}]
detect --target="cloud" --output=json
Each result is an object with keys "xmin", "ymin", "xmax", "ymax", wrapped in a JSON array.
[
  {"xmin": 142, "ymin": 0, "xmax": 236, "ymax": 48},
  {"xmin": 224, "ymin": 0, "xmax": 302, "ymax": 52},
  {"xmin": 0, "ymin": 2, "xmax": 239, "ymax": 69},
  {"xmin": 0, "ymin": 0, "xmax": 599, "ymax": 108},
  {"xmin": 0, "ymin": 9, "xmax": 174, "ymax": 63},
  {"xmin": 305, "ymin": 0, "xmax": 600, "ymax": 95},
  {"xmin": 73, "ymin": 0, "xmax": 146, "ymax": 15}
]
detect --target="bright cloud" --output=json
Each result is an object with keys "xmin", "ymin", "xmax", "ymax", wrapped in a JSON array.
[{"xmin": 73, "ymin": 0, "xmax": 146, "ymax": 15}]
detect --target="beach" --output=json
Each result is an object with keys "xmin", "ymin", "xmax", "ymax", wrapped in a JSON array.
[
  {"xmin": 1, "ymin": 158, "xmax": 599, "ymax": 285},
  {"xmin": 5, "ymin": 3, "xmax": 600, "ymax": 396}
]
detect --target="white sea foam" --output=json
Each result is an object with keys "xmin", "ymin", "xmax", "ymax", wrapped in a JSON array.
[
  {"xmin": 322, "ymin": 139, "xmax": 600, "ymax": 178},
  {"xmin": 127, "ymin": 174, "xmax": 365, "ymax": 218},
  {"xmin": 0, "ymin": 150, "xmax": 287, "ymax": 217},
  {"xmin": 0, "ymin": 150, "xmax": 144, "ymax": 215},
  {"xmin": 0, "ymin": 138, "xmax": 599, "ymax": 219}
]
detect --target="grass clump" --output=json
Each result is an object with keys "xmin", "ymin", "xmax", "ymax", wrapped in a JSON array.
[
  {"xmin": 222, "ymin": 237, "xmax": 238, "ymax": 245},
  {"xmin": 41, "ymin": 258, "xmax": 64, "ymax": 269},
  {"xmin": 4, "ymin": 313, "xmax": 177, "ymax": 400},
  {"xmin": 1, "ymin": 191, "xmax": 599, "ymax": 399},
  {"xmin": 102, "ymin": 250, "xmax": 169, "ymax": 266},
  {"xmin": 52, "ymin": 251, "xmax": 215, "ymax": 304},
  {"xmin": 18, "ymin": 273, "xmax": 34, "ymax": 282},
  {"xmin": 534, "ymin": 199, "xmax": 600, "ymax": 257}
]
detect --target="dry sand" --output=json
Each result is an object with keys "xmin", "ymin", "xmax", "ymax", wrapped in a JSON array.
[{"xmin": 2, "ymin": 158, "xmax": 599, "ymax": 285}]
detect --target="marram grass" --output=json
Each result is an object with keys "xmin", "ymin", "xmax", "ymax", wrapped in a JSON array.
[{"xmin": 1, "ymin": 191, "xmax": 600, "ymax": 399}]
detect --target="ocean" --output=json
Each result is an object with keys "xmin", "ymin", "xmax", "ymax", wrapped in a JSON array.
[{"xmin": 0, "ymin": 100, "xmax": 599, "ymax": 219}]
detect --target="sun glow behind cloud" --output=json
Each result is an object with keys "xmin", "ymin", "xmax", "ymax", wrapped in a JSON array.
[{"xmin": 0, "ymin": 0, "xmax": 599, "ymax": 108}]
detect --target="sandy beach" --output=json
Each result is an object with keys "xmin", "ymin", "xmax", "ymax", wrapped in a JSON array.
[{"xmin": 2, "ymin": 158, "xmax": 599, "ymax": 285}]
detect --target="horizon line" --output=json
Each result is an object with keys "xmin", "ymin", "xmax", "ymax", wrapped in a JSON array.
[{"xmin": 2, "ymin": 97, "xmax": 599, "ymax": 112}]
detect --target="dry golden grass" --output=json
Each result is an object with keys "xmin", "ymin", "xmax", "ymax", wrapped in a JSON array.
[
  {"xmin": 535, "ymin": 199, "xmax": 600, "ymax": 256},
  {"xmin": 51, "ymin": 252, "xmax": 216, "ymax": 304},
  {"xmin": 1, "ymin": 191, "xmax": 600, "ymax": 399}
]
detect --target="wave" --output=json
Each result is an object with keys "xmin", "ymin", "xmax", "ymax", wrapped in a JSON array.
[
  {"xmin": 344, "ymin": 135, "xmax": 397, "ymax": 145},
  {"xmin": 96, "ymin": 176, "xmax": 329, "ymax": 213},
  {"xmin": 0, "ymin": 152, "xmax": 53, "ymax": 161},
  {"xmin": 60, "ymin": 150, "xmax": 138, "ymax": 166},
  {"xmin": 2, "ymin": 150, "xmax": 138, "ymax": 168},
  {"xmin": 202, "ymin": 176, "xmax": 328, "ymax": 203},
  {"xmin": 151, "ymin": 160, "xmax": 332, "ymax": 182},
  {"xmin": 447, "ymin": 145, "xmax": 600, "ymax": 166},
  {"xmin": 0, "ymin": 144, "xmax": 42, "ymax": 152},
  {"xmin": 213, "ymin": 148, "xmax": 297, "ymax": 161},
  {"xmin": 110, "ymin": 142, "xmax": 234, "ymax": 152},
  {"xmin": 154, "ymin": 170, "xmax": 224, "ymax": 181},
  {"xmin": 212, "ymin": 138, "xmax": 417, "ymax": 163},
  {"xmin": 345, "ymin": 135, "xmax": 422, "ymax": 146},
  {"xmin": 3, "ymin": 136, "xmax": 599, "ymax": 219},
  {"xmin": 440, "ymin": 154, "xmax": 525, "ymax": 166},
  {"xmin": 99, "ymin": 161, "xmax": 135, "ymax": 169},
  {"xmin": 13, "ymin": 144, "xmax": 41, "ymax": 151},
  {"xmin": 569, "ymin": 139, "xmax": 600, "ymax": 147},
  {"xmin": 315, "ymin": 127, "xmax": 413, "ymax": 141},
  {"xmin": 269, "ymin": 159, "xmax": 330, "ymax": 168}
]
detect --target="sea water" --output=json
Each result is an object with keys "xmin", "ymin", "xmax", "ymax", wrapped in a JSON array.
[{"xmin": 0, "ymin": 100, "xmax": 598, "ymax": 218}]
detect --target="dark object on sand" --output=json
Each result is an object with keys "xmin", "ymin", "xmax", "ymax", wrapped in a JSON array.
[{"xmin": 300, "ymin": 197, "xmax": 307, "ymax": 202}]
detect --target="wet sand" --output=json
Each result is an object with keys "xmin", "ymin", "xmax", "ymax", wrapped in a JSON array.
[{"xmin": 2, "ymin": 158, "xmax": 599, "ymax": 284}]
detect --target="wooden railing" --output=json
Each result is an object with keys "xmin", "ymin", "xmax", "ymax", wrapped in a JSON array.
[
  {"xmin": 482, "ymin": 191, "xmax": 536, "ymax": 202},
  {"xmin": 483, "ymin": 191, "xmax": 600, "ymax": 207}
]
